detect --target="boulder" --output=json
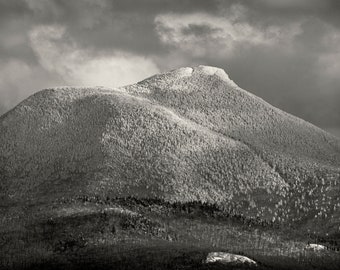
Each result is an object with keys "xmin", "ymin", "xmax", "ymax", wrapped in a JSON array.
[
  {"xmin": 305, "ymin": 243, "xmax": 326, "ymax": 251},
  {"xmin": 206, "ymin": 252, "xmax": 257, "ymax": 265}
]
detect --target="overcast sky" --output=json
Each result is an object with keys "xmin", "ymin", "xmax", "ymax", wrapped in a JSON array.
[{"xmin": 0, "ymin": 0, "xmax": 339, "ymax": 135}]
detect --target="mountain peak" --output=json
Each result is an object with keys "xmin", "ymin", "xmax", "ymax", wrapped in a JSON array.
[
  {"xmin": 173, "ymin": 65, "xmax": 237, "ymax": 85},
  {"xmin": 139, "ymin": 65, "xmax": 237, "ymax": 86},
  {"xmin": 135, "ymin": 65, "xmax": 238, "ymax": 92}
]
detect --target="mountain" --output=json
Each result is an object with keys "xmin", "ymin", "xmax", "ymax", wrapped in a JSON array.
[{"xmin": 0, "ymin": 65, "xmax": 339, "ymax": 229}]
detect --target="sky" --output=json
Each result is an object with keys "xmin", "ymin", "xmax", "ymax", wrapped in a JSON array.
[{"xmin": 0, "ymin": 0, "xmax": 339, "ymax": 136}]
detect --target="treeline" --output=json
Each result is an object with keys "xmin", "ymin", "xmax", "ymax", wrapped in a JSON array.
[{"xmin": 58, "ymin": 195, "xmax": 279, "ymax": 230}]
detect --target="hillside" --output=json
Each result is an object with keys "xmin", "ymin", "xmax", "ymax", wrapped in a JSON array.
[{"xmin": 0, "ymin": 66, "xmax": 339, "ymax": 231}]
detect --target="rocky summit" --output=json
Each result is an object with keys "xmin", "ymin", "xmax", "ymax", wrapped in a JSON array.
[{"xmin": 0, "ymin": 65, "xmax": 339, "ymax": 232}]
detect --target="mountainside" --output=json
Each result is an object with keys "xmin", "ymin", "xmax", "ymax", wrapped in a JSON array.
[{"xmin": 1, "ymin": 65, "xmax": 340, "ymax": 230}]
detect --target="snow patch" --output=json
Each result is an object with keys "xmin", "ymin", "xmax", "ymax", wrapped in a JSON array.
[
  {"xmin": 197, "ymin": 65, "xmax": 223, "ymax": 76},
  {"xmin": 196, "ymin": 65, "xmax": 238, "ymax": 87},
  {"xmin": 162, "ymin": 67, "xmax": 193, "ymax": 81}
]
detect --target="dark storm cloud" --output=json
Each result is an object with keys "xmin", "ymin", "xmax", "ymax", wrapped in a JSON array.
[
  {"xmin": 0, "ymin": 0, "xmax": 220, "ymax": 61},
  {"xmin": 0, "ymin": 0, "xmax": 339, "ymax": 134},
  {"xmin": 18, "ymin": 0, "xmax": 221, "ymax": 55},
  {"xmin": 181, "ymin": 24, "xmax": 221, "ymax": 37}
]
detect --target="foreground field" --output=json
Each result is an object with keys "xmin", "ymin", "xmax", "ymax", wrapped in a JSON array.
[{"xmin": 1, "ymin": 197, "xmax": 339, "ymax": 270}]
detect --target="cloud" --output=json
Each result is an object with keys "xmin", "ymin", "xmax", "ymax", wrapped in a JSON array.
[
  {"xmin": 29, "ymin": 25, "xmax": 160, "ymax": 87},
  {"xmin": 0, "ymin": 59, "xmax": 63, "ymax": 115},
  {"xmin": 20, "ymin": 0, "xmax": 220, "ymax": 56},
  {"xmin": 310, "ymin": 22, "xmax": 340, "ymax": 80},
  {"xmin": 154, "ymin": 10, "xmax": 301, "ymax": 58},
  {"xmin": 259, "ymin": 0, "xmax": 330, "ymax": 10}
]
